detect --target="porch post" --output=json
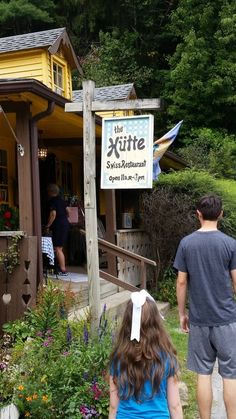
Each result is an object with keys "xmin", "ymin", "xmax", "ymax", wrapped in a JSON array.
[
  {"xmin": 16, "ymin": 103, "xmax": 33, "ymax": 235},
  {"xmin": 83, "ymin": 80, "xmax": 101, "ymax": 330}
]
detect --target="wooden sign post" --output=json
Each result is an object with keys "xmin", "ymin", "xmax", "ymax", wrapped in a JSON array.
[{"xmin": 65, "ymin": 80, "xmax": 161, "ymax": 331}]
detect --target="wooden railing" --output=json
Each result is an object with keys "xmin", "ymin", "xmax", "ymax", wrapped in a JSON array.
[{"xmin": 80, "ymin": 229, "xmax": 156, "ymax": 292}]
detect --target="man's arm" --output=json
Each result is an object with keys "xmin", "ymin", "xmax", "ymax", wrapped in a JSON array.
[
  {"xmin": 176, "ymin": 271, "xmax": 189, "ymax": 333},
  {"xmin": 231, "ymin": 269, "xmax": 236, "ymax": 294}
]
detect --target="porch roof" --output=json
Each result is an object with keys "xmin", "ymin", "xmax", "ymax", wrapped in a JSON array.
[{"xmin": 0, "ymin": 78, "xmax": 101, "ymax": 140}]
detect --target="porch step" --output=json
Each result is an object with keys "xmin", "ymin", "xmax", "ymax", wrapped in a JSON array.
[
  {"xmin": 68, "ymin": 289, "xmax": 170, "ymax": 322},
  {"xmin": 100, "ymin": 279, "xmax": 118, "ymax": 299},
  {"xmin": 53, "ymin": 277, "xmax": 119, "ymax": 310}
]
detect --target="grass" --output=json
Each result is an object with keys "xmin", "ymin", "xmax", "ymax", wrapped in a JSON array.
[{"xmin": 165, "ymin": 307, "xmax": 198, "ymax": 419}]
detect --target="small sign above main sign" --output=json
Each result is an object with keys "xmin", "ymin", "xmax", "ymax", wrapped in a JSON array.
[{"xmin": 101, "ymin": 115, "xmax": 154, "ymax": 189}]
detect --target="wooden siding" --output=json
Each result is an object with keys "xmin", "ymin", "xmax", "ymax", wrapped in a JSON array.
[
  {"xmin": 0, "ymin": 47, "xmax": 73, "ymax": 99},
  {"xmin": 0, "ymin": 49, "xmax": 44, "ymax": 83},
  {"xmin": 0, "ymin": 235, "xmax": 37, "ymax": 331}
]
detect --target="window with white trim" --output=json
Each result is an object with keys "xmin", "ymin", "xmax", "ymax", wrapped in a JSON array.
[{"xmin": 53, "ymin": 62, "xmax": 64, "ymax": 95}]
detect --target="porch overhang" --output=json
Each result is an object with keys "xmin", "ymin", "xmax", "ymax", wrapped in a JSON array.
[{"xmin": 0, "ymin": 78, "xmax": 102, "ymax": 139}]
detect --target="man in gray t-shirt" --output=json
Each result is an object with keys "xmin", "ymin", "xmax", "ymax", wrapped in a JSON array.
[{"xmin": 174, "ymin": 195, "xmax": 236, "ymax": 419}]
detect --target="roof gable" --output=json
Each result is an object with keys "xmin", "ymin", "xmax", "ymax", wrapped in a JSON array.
[
  {"xmin": 0, "ymin": 28, "xmax": 65, "ymax": 53},
  {"xmin": 73, "ymin": 83, "xmax": 136, "ymax": 102},
  {"xmin": 0, "ymin": 28, "xmax": 83, "ymax": 74}
]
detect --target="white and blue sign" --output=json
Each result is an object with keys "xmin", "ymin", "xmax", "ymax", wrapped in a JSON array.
[{"xmin": 101, "ymin": 115, "xmax": 154, "ymax": 189}]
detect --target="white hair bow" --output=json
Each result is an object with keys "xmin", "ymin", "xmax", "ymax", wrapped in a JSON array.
[{"xmin": 130, "ymin": 289, "xmax": 155, "ymax": 342}]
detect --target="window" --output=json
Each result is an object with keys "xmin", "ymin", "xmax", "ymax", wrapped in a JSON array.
[
  {"xmin": 0, "ymin": 149, "xmax": 8, "ymax": 202},
  {"xmin": 53, "ymin": 62, "xmax": 64, "ymax": 95}
]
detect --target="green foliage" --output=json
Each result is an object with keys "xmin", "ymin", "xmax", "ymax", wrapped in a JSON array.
[
  {"xmin": 79, "ymin": 30, "xmax": 153, "ymax": 89},
  {"xmin": 153, "ymin": 268, "xmax": 177, "ymax": 307},
  {"xmin": 2, "ymin": 319, "xmax": 34, "ymax": 342},
  {"xmin": 70, "ymin": 0, "xmax": 179, "ymax": 95},
  {"xmin": 0, "ymin": 0, "xmax": 55, "ymax": 35},
  {"xmin": 165, "ymin": 0, "xmax": 236, "ymax": 131},
  {"xmin": 0, "ymin": 205, "xmax": 19, "ymax": 231},
  {"xmin": 178, "ymin": 128, "xmax": 236, "ymax": 179},
  {"xmin": 0, "ymin": 234, "xmax": 22, "ymax": 274},
  {"xmin": 0, "ymin": 284, "xmax": 112, "ymax": 418},
  {"xmin": 156, "ymin": 170, "xmax": 236, "ymax": 238}
]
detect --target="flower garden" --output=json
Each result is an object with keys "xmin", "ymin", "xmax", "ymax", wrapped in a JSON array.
[{"xmin": 0, "ymin": 282, "xmax": 113, "ymax": 418}]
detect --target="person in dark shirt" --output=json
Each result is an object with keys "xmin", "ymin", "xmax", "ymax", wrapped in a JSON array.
[
  {"xmin": 174, "ymin": 195, "xmax": 236, "ymax": 419},
  {"xmin": 45, "ymin": 184, "xmax": 70, "ymax": 276}
]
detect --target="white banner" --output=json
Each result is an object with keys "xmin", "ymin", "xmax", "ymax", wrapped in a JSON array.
[{"xmin": 101, "ymin": 115, "xmax": 154, "ymax": 189}]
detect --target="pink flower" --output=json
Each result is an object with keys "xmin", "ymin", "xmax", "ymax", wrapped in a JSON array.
[{"xmin": 91, "ymin": 383, "xmax": 102, "ymax": 400}]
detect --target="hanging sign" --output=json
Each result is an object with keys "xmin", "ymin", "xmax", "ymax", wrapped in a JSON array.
[{"xmin": 101, "ymin": 115, "xmax": 154, "ymax": 189}]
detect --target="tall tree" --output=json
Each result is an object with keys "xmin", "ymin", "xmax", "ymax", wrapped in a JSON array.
[
  {"xmin": 165, "ymin": 0, "xmax": 236, "ymax": 131},
  {"xmin": 0, "ymin": 0, "xmax": 56, "ymax": 35},
  {"xmin": 74, "ymin": 0, "xmax": 178, "ymax": 97}
]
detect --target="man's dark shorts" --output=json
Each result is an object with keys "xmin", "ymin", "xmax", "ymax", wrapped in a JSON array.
[{"xmin": 188, "ymin": 322, "xmax": 236, "ymax": 378}]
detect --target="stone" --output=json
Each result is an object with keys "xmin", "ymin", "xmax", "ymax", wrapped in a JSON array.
[
  {"xmin": 178, "ymin": 381, "xmax": 188, "ymax": 407},
  {"xmin": 0, "ymin": 404, "xmax": 19, "ymax": 419}
]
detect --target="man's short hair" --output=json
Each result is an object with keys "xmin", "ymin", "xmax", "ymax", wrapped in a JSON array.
[{"xmin": 196, "ymin": 195, "xmax": 222, "ymax": 221}]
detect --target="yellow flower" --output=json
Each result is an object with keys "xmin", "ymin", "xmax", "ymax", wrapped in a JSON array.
[
  {"xmin": 18, "ymin": 394, "xmax": 24, "ymax": 398},
  {"xmin": 32, "ymin": 394, "xmax": 38, "ymax": 400},
  {"xmin": 25, "ymin": 413, "xmax": 31, "ymax": 417},
  {"xmin": 18, "ymin": 385, "xmax": 24, "ymax": 391},
  {"xmin": 26, "ymin": 396, "xmax": 32, "ymax": 402},
  {"xmin": 42, "ymin": 395, "xmax": 48, "ymax": 402}
]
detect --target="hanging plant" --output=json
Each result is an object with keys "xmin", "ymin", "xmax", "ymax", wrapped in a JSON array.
[
  {"xmin": 0, "ymin": 205, "xmax": 19, "ymax": 231},
  {"xmin": 0, "ymin": 234, "xmax": 22, "ymax": 274}
]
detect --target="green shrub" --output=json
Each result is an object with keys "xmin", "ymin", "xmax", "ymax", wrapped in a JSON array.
[
  {"xmin": 177, "ymin": 128, "xmax": 236, "ymax": 180},
  {"xmin": 152, "ymin": 268, "xmax": 177, "ymax": 307}
]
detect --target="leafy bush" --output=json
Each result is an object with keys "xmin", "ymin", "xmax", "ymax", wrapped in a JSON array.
[
  {"xmin": 0, "ymin": 283, "xmax": 113, "ymax": 418},
  {"xmin": 177, "ymin": 128, "xmax": 236, "ymax": 180},
  {"xmin": 152, "ymin": 268, "xmax": 177, "ymax": 307}
]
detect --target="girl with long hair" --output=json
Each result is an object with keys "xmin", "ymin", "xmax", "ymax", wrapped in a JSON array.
[{"xmin": 109, "ymin": 290, "xmax": 183, "ymax": 418}]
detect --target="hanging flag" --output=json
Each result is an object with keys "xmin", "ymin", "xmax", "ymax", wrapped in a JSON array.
[{"xmin": 153, "ymin": 120, "xmax": 183, "ymax": 180}]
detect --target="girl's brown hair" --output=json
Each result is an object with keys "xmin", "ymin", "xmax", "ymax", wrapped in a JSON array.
[{"xmin": 110, "ymin": 298, "xmax": 178, "ymax": 401}]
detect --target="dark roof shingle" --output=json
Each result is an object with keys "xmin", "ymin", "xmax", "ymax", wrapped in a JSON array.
[
  {"xmin": 0, "ymin": 28, "xmax": 66, "ymax": 54},
  {"xmin": 73, "ymin": 83, "xmax": 136, "ymax": 102}
]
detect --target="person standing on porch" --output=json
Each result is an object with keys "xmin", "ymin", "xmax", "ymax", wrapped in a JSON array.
[
  {"xmin": 45, "ymin": 183, "xmax": 70, "ymax": 276},
  {"xmin": 174, "ymin": 194, "xmax": 236, "ymax": 419}
]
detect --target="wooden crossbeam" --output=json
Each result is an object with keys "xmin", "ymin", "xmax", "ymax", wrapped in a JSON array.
[{"xmin": 65, "ymin": 98, "xmax": 162, "ymax": 113}]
